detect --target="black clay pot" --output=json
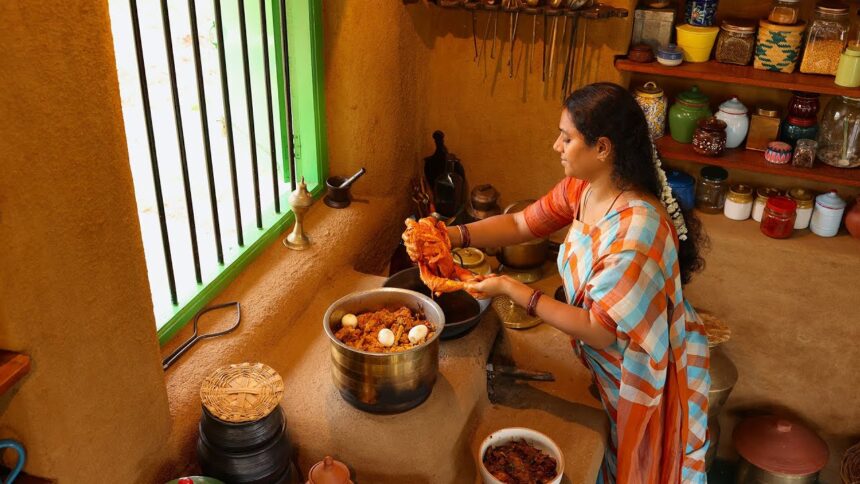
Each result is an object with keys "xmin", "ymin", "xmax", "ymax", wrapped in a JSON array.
[
  {"xmin": 383, "ymin": 267, "xmax": 490, "ymax": 339},
  {"xmin": 199, "ymin": 407, "xmax": 284, "ymax": 452},
  {"xmin": 197, "ymin": 424, "xmax": 292, "ymax": 484}
]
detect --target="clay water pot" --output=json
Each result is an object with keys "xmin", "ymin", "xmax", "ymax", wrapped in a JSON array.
[{"xmin": 845, "ymin": 196, "xmax": 860, "ymax": 239}]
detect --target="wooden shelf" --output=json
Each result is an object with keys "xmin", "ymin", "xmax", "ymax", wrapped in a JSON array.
[
  {"xmin": 0, "ymin": 351, "xmax": 31, "ymax": 397},
  {"xmin": 616, "ymin": 58, "xmax": 860, "ymax": 97},
  {"xmin": 655, "ymin": 136, "xmax": 860, "ymax": 188}
]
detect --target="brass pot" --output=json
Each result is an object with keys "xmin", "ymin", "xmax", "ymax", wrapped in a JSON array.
[{"xmin": 323, "ymin": 288, "xmax": 445, "ymax": 414}]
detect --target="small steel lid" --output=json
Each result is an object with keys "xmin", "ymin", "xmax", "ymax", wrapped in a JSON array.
[{"xmin": 733, "ymin": 415, "xmax": 829, "ymax": 476}]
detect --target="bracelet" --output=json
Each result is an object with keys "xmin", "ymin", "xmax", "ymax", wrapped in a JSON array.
[
  {"xmin": 456, "ymin": 224, "xmax": 471, "ymax": 248},
  {"xmin": 526, "ymin": 289, "xmax": 543, "ymax": 317}
]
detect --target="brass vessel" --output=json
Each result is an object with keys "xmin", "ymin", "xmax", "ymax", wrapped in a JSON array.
[{"xmin": 323, "ymin": 288, "xmax": 445, "ymax": 413}]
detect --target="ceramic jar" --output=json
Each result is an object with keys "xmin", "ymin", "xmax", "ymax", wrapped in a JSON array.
[
  {"xmin": 724, "ymin": 184, "xmax": 754, "ymax": 220},
  {"xmin": 844, "ymin": 196, "xmax": 860, "ymax": 239},
  {"xmin": 666, "ymin": 169, "xmax": 696, "ymax": 211},
  {"xmin": 810, "ymin": 191, "xmax": 847, "ymax": 237},
  {"xmin": 676, "ymin": 24, "xmax": 720, "ymax": 62},
  {"xmin": 765, "ymin": 141, "xmax": 793, "ymax": 164},
  {"xmin": 835, "ymin": 45, "xmax": 860, "ymax": 87},
  {"xmin": 693, "ymin": 117, "xmax": 728, "ymax": 156},
  {"xmin": 789, "ymin": 187, "xmax": 815, "ymax": 229},
  {"xmin": 634, "ymin": 81, "xmax": 668, "ymax": 141},
  {"xmin": 779, "ymin": 116, "xmax": 819, "ymax": 147},
  {"xmin": 685, "ymin": 0, "xmax": 719, "ymax": 26},
  {"xmin": 656, "ymin": 43, "xmax": 684, "ymax": 66},
  {"xmin": 669, "ymin": 85, "xmax": 711, "ymax": 143},
  {"xmin": 752, "ymin": 187, "xmax": 782, "ymax": 222},
  {"xmin": 715, "ymin": 97, "xmax": 749, "ymax": 148},
  {"xmin": 788, "ymin": 92, "xmax": 821, "ymax": 119}
]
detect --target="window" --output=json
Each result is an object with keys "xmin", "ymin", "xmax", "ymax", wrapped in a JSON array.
[{"xmin": 109, "ymin": 0, "xmax": 326, "ymax": 343}]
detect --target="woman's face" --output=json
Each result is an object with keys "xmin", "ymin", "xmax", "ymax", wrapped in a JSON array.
[{"xmin": 552, "ymin": 109, "xmax": 611, "ymax": 180}]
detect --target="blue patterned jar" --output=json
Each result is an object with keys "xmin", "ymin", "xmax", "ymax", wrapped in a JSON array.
[
  {"xmin": 634, "ymin": 81, "xmax": 667, "ymax": 141},
  {"xmin": 686, "ymin": 0, "xmax": 719, "ymax": 26}
]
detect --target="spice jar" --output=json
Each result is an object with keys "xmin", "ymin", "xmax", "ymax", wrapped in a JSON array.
[
  {"xmin": 746, "ymin": 106, "xmax": 781, "ymax": 151},
  {"xmin": 667, "ymin": 169, "xmax": 696, "ymax": 211},
  {"xmin": 669, "ymin": 85, "xmax": 712, "ymax": 143},
  {"xmin": 724, "ymin": 184, "xmax": 754, "ymax": 220},
  {"xmin": 789, "ymin": 187, "xmax": 815, "ymax": 229},
  {"xmin": 752, "ymin": 187, "xmax": 782, "ymax": 222},
  {"xmin": 755, "ymin": 20, "xmax": 806, "ymax": 73},
  {"xmin": 760, "ymin": 196, "xmax": 797, "ymax": 239},
  {"xmin": 800, "ymin": 1, "xmax": 850, "ymax": 75},
  {"xmin": 634, "ymin": 81, "xmax": 667, "ymax": 141},
  {"xmin": 779, "ymin": 116, "xmax": 819, "ymax": 147},
  {"xmin": 695, "ymin": 165, "xmax": 729, "ymax": 213},
  {"xmin": 693, "ymin": 117, "xmax": 728, "ymax": 156},
  {"xmin": 765, "ymin": 141, "xmax": 793, "ymax": 164},
  {"xmin": 792, "ymin": 138, "xmax": 818, "ymax": 168},
  {"xmin": 787, "ymin": 92, "xmax": 820, "ymax": 119},
  {"xmin": 810, "ymin": 190, "xmax": 847, "ymax": 237},
  {"xmin": 715, "ymin": 19, "xmax": 756, "ymax": 65},
  {"xmin": 835, "ymin": 45, "xmax": 860, "ymax": 87},
  {"xmin": 768, "ymin": 0, "xmax": 801, "ymax": 25},
  {"xmin": 817, "ymin": 95, "xmax": 860, "ymax": 168},
  {"xmin": 715, "ymin": 97, "xmax": 749, "ymax": 148}
]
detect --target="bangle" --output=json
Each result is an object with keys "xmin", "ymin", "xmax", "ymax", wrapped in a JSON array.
[
  {"xmin": 526, "ymin": 289, "xmax": 543, "ymax": 317},
  {"xmin": 456, "ymin": 224, "xmax": 471, "ymax": 248}
]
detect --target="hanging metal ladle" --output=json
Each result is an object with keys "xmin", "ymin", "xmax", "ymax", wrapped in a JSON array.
[{"xmin": 162, "ymin": 301, "xmax": 241, "ymax": 370}]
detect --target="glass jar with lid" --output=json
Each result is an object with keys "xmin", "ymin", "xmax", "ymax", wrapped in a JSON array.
[
  {"xmin": 695, "ymin": 165, "xmax": 729, "ymax": 213},
  {"xmin": 817, "ymin": 95, "xmax": 860, "ymax": 168},
  {"xmin": 760, "ymin": 196, "xmax": 798, "ymax": 239},
  {"xmin": 752, "ymin": 186, "xmax": 782, "ymax": 222},
  {"xmin": 768, "ymin": 0, "xmax": 801, "ymax": 25},
  {"xmin": 800, "ymin": 1, "xmax": 850, "ymax": 75},
  {"xmin": 788, "ymin": 187, "xmax": 815, "ymax": 229},
  {"xmin": 716, "ymin": 19, "xmax": 757, "ymax": 65},
  {"xmin": 724, "ymin": 184, "xmax": 754, "ymax": 220}
]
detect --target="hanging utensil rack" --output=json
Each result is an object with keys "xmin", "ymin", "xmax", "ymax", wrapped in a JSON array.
[{"xmin": 428, "ymin": 1, "xmax": 628, "ymax": 21}]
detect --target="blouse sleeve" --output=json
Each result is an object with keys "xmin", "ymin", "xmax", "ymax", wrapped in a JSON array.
[{"xmin": 522, "ymin": 177, "xmax": 586, "ymax": 238}]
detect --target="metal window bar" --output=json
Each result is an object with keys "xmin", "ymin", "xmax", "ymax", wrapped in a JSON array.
[{"xmin": 120, "ymin": 0, "xmax": 298, "ymax": 323}]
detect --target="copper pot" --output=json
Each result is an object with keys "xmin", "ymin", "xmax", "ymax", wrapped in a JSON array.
[
  {"xmin": 323, "ymin": 288, "xmax": 445, "ymax": 414},
  {"xmin": 499, "ymin": 201, "xmax": 548, "ymax": 269}
]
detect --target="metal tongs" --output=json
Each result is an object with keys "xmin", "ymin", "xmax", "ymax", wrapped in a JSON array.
[{"xmin": 162, "ymin": 301, "xmax": 241, "ymax": 370}]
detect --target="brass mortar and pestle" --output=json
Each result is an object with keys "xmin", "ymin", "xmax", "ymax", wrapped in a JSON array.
[{"xmin": 324, "ymin": 167, "xmax": 366, "ymax": 209}]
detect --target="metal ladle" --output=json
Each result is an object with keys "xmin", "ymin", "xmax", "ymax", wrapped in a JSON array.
[{"xmin": 162, "ymin": 301, "xmax": 241, "ymax": 370}]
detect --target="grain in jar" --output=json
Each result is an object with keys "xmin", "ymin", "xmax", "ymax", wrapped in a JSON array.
[
  {"xmin": 800, "ymin": 2, "xmax": 850, "ymax": 75},
  {"xmin": 715, "ymin": 19, "xmax": 756, "ymax": 65}
]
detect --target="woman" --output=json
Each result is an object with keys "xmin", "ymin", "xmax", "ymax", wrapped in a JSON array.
[{"xmin": 452, "ymin": 83, "xmax": 710, "ymax": 483}]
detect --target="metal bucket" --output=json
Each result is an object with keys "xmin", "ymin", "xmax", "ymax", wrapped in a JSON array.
[{"xmin": 323, "ymin": 288, "xmax": 445, "ymax": 413}]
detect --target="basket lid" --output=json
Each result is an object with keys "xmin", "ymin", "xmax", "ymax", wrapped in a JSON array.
[
  {"xmin": 307, "ymin": 456, "xmax": 352, "ymax": 484},
  {"xmin": 733, "ymin": 416, "xmax": 829, "ymax": 475},
  {"xmin": 200, "ymin": 362, "xmax": 285, "ymax": 423}
]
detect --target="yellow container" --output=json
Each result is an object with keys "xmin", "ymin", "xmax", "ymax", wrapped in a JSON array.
[{"xmin": 677, "ymin": 24, "xmax": 719, "ymax": 62}]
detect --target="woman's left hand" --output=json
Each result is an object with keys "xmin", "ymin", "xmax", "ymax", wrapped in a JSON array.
[{"xmin": 465, "ymin": 274, "xmax": 519, "ymax": 299}]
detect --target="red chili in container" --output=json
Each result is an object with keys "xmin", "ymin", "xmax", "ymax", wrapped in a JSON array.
[{"xmin": 760, "ymin": 195, "xmax": 797, "ymax": 239}]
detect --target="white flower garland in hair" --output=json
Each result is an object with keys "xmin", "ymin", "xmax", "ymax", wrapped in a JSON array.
[{"xmin": 651, "ymin": 142, "xmax": 688, "ymax": 241}]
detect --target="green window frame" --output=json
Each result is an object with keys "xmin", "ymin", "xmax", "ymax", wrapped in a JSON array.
[{"xmin": 155, "ymin": 0, "xmax": 327, "ymax": 344}]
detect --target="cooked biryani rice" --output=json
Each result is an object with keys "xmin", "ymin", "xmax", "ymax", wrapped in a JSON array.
[{"xmin": 334, "ymin": 306, "xmax": 435, "ymax": 353}]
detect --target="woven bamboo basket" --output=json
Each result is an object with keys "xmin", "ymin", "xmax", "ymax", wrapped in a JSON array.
[
  {"xmin": 200, "ymin": 362, "xmax": 285, "ymax": 423},
  {"xmin": 754, "ymin": 20, "xmax": 806, "ymax": 73},
  {"xmin": 843, "ymin": 442, "xmax": 860, "ymax": 484}
]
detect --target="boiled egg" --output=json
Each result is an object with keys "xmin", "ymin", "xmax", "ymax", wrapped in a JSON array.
[
  {"xmin": 408, "ymin": 324, "xmax": 429, "ymax": 344},
  {"xmin": 378, "ymin": 328, "xmax": 395, "ymax": 347},
  {"xmin": 341, "ymin": 313, "xmax": 358, "ymax": 329}
]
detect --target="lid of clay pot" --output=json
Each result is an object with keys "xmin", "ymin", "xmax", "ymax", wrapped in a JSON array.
[
  {"xmin": 700, "ymin": 165, "xmax": 728, "ymax": 182},
  {"xmin": 697, "ymin": 116, "xmax": 727, "ymax": 131},
  {"xmin": 307, "ymin": 456, "xmax": 352, "ymax": 484},
  {"xmin": 719, "ymin": 97, "xmax": 748, "ymax": 115},
  {"xmin": 789, "ymin": 187, "xmax": 815, "ymax": 208},
  {"xmin": 756, "ymin": 186, "xmax": 782, "ymax": 201},
  {"xmin": 635, "ymin": 81, "xmax": 664, "ymax": 98},
  {"xmin": 733, "ymin": 416, "xmax": 829, "ymax": 475},
  {"xmin": 766, "ymin": 195, "xmax": 797, "ymax": 215},
  {"xmin": 677, "ymin": 85, "xmax": 709, "ymax": 107}
]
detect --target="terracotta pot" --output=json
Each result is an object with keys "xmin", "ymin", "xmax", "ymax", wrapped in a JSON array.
[{"xmin": 845, "ymin": 196, "xmax": 860, "ymax": 239}]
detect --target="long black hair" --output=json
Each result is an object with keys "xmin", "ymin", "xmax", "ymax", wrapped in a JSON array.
[{"xmin": 564, "ymin": 82, "xmax": 707, "ymax": 284}]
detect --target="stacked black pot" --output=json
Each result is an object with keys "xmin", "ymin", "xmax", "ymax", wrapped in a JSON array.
[{"xmin": 197, "ymin": 362, "xmax": 292, "ymax": 484}]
